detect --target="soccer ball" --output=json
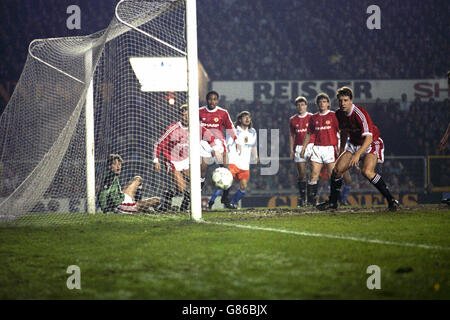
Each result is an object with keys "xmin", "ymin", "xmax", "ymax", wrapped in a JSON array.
[{"xmin": 211, "ymin": 167, "xmax": 234, "ymax": 190}]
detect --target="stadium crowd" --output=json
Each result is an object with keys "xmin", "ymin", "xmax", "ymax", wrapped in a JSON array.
[
  {"xmin": 1, "ymin": 0, "xmax": 448, "ymax": 85},
  {"xmin": 197, "ymin": 0, "xmax": 447, "ymax": 80}
]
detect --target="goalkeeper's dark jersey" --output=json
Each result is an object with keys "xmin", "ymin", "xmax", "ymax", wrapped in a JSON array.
[{"xmin": 98, "ymin": 171, "xmax": 125, "ymax": 212}]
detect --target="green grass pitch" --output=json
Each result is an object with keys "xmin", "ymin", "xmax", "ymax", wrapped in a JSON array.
[{"xmin": 0, "ymin": 205, "xmax": 449, "ymax": 300}]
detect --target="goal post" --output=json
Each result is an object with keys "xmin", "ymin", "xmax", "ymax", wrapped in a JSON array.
[
  {"xmin": 85, "ymin": 49, "xmax": 96, "ymax": 215},
  {"xmin": 0, "ymin": 0, "xmax": 202, "ymax": 223},
  {"xmin": 186, "ymin": 0, "xmax": 202, "ymax": 221}
]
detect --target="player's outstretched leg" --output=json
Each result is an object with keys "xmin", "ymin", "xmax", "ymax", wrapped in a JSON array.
[
  {"xmin": 316, "ymin": 173, "xmax": 342, "ymax": 211},
  {"xmin": 156, "ymin": 189, "xmax": 176, "ymax": 212},
  {"xmin": 307, "ymin": 181, "xmax": 318, "ymax": 206},
  {"xmin": 367, "ymin": 173, "xmax": 399, "ymax": 211},
  {"xmin": 208, "ymin": 189, "xmax": 223, "ymax": 209},
  {"xmin": 221, "ymin": 187, "xmax": 234, "ymax": 209},
  {"xmin": 137, "ymin": 197, "xmax": 161, "ymax": 213},
  {"xmin": 230, "ymin": 189, "xmax": 245, "ymax": 209},
  {"xmin": 340, "ymin": 185, "xmax": 351, "ymax": 205},
  {"xmin": 297, "ymin": 179, "xmax": 307, "ymax": 207},
  {"xmin": 362, "ymin": 154, "xmax": 399, "ymax": 212},
  {"xmin": 180, "ymin": 190, "xmax": 190, "ymax": 212}
]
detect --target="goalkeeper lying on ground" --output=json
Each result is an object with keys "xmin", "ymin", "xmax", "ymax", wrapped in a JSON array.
[{"xmin": 98, "ymin": 154, "xmax": 160, "ymax": 214}]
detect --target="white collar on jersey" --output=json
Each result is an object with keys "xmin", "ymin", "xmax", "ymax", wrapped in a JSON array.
[
  {"xmin": 297, "ymin": 112, "xmax": 309, "ymax": 118},
  {"xmin": 204, "ymin": 106, "xmax": 219, "ymax": 112},
  {"xmin": 237, "ymin": 125, "xmax": 250, "ymax": 131},
  {"xmin": 346, "ymin": 104, "xmax": 356, "ymax": 116},
  {"xmin": 319, "ymin": 110, "xmax": 331, "ymax": 116}
]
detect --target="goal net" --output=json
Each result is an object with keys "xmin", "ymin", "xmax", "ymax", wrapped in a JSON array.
[{"xmin": 0, "ymin": 0, "xmax": 193, "ymax": 224}]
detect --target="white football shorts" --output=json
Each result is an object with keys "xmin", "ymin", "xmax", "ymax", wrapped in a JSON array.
[
  {"xmin": 310, "ymin": 145, "xmax": 336, "ymax": 164},
  {"xmin": 345, "ymin": 138, "xmax": 385, "ymax": 163},
  {"xmin": 115, "ymin": 193, "xmax": 138, "ymax": 214},
  {"xmin": 200, "ymin": 139, "xmax": 225, "ymax": 158},
  {"xmin": 294, "ymin": 143, "xmax": 314, "ymax": 163},
  {"xmin": 170, "ymin": 157, "xmax": 190, "ymax": 171}
]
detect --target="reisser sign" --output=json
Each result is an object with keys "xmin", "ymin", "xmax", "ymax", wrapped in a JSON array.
[{"xmin": 212, "ymin": 79, "xmax": 449, "ymax": 102}]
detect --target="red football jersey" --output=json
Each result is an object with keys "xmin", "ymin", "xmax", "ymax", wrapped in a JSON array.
[
  {"xmin": 199, "ymin": 106, "xmax": 237, "ymax": 141},
  {"xmin": 289, "ymin": 112, "xmax": 315, "ymax": 147},
  {"xmin": 154, "ymin": 122, "xmax": 215, "ymax": 162},
  {"xmin": 307, "ymin": 110, "xmax": 339, "ymax": 146},
  {"xmin": 335, "ymin": 104, "xmax": 380, "ymax": 146}
]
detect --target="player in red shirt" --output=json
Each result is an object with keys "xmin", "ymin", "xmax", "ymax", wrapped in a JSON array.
[
  {"xmin": 300, "ymin": 93, "xmax": 340, "ymax": 205},
  {"xmin": 289, "ymin": 96, "xmax": 314, "ymax": 206},
  {"xmin": 153, "ymin": 104, "xmax": 216, "ymax": 211},
  {"xmin": 317, "ymin": 87, "xmax": 399, "ymax": 211},
  {"xmin": 199, "ymin": 91, "xmax": 238, "ymax": 189}
]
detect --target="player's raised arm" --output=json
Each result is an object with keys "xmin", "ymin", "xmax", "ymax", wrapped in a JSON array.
[
  {"xmin": 153, "ymin": 123, "xmax": 176, "ymax": 171},
  {"xmin": 289, "ymin": 133, "xmax": 295, "ymax": 160},
  {"xmin": 201, "ymin": 126, "xmax": 216, "ymax": 144}
]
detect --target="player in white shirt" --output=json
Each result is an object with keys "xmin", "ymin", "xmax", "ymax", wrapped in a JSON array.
[{"xmin": 208, "ymin": 111, "xmax": 258, "ymax": 209}]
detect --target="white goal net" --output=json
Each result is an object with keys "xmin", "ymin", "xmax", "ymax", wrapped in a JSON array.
[{"xmin": 0, "ymin": 0, "xmax": 192, "ymax": 223}]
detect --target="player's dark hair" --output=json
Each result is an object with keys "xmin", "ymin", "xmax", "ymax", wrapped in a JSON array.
[
  {"xmin": 294, "ymin": 96, "xmax": 307, "ymax": 105},
  {"xmin": 235, "ymin": 110, "xmax": 253, "ymax": 129},
  {"xmin": 108, "ymin": 154, "xmax": 123, "ymax": 166},
  {"xmin": 336, "ymin": 87, "xmax": 353, "ymax": 100},
  {"xmin": 206, "ymin": 90, "xmax": 219, "ymax": 100},
  {"xmin": 315, "ymin": 92, "xmax": 330, "ymax": 105}
]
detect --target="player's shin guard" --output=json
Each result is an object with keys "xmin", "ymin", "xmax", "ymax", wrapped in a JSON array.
[
  {"xmin": 297, "ymin": 179, "xmax": 307, "ymax": 203},
  {"xmin": 329, "ymin": 173, "xmax": 343, "ymax": 205},
  {"xmin": 158, "ymin": 189, "xmax": 176, "ymax": 211},
  {"xmin": 209, "ymin": 189, "xmax": 223, "ymax": 203},
  {"xmin": 341, "ymin": 185, "xmax": 351, "ymax": 205},
  {"xmin": 307, "ymin": 181, "xmax": 318, "ymax": 205},
  {"xmin": 368, "ymin": 174, "xmax": 394, "ymax": 203},
  {"xmin": 221, "ymin": 187, "xmax": 231, "ymax": 205},
  {"xmin": 180, "ymin": 191, "xmax": 190, "ymax": 211},
  {"xmin": 231, "ymin": 189, "xmax": 246, "ymax": 206}
]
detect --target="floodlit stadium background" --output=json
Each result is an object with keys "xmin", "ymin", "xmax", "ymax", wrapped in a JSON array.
[{"xmin": 0, "ymin": 0, "xmax": 448, "ymax": 210}]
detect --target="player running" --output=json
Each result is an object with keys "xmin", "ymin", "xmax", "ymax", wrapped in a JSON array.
[
  {"xmin": 316, "ymin": 86, "xmax": 399, "ymax": 211},
  {"xmin": 300, "ymin": 93, "xmax": 340, "ymax": 206},
  {"xmin": 208, "ymin": 111, "xmax": 258, "ymax": 209},
  {"xmin": 199, "ymin": 91, "xmax": 238, "ymax": 189},
  {"xmin": 153, "ymin": 104, "xmax": 217, "ymax": 211},
  {"xmin": 289, "ymin": 96, "xmax": 314, "ymax": 206},
  {"xmin": 98, "ymin": 154, "xmax": 160, "ymax": 214}
]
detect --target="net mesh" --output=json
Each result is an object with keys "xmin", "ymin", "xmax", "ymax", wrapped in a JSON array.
[{"xmin": 0, "ymin": 0, "xmax": 188, "ymax": 223}]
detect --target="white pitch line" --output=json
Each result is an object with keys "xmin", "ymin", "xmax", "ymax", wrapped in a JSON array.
[{"xmin": 202, "ymin": 220, "xmax": 450, "ymax": 251}]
